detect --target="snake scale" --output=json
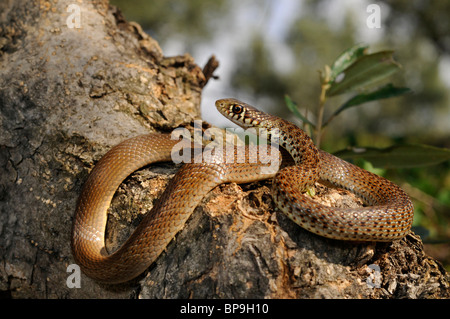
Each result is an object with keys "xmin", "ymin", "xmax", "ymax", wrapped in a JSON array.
[{"xmin": 71, "ymin": 98, "xmax": 414, "ymax": 283}]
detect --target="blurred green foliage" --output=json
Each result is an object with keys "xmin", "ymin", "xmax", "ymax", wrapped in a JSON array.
[{"xmin": 111, "ymin": 0, "xmax": 229, "ymax": 52}]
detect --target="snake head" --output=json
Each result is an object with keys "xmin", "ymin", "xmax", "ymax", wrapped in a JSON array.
[{"xmin": 215, "ymin": 98, "xmax": 273, "ymax": 129}]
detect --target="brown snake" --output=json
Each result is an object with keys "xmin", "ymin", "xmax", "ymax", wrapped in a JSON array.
[{"xmin": 71, "ymin": 98, "xmax": 414, "ymax": 283}]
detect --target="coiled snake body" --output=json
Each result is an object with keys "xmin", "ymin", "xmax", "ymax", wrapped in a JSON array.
[{"xmin": 71, "ymin": 98, "xmax": 414, "ymax": 283}]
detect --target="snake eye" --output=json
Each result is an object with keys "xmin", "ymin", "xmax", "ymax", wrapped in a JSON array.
[{"xmin": 231, "ymin": 104, "xmax": 243, "ymax": 114}]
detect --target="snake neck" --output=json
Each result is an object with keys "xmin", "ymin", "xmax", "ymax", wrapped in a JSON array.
[{"xmin": 259, "ymin": 118, "xmax": 320, "ymax": 168}]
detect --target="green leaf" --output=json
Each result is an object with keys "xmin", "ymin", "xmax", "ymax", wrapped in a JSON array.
[
  {"xmin": 357, "ymin": 158, "xmax": 387, "ymax": 176},
  {"xmin": 327, "ymin": 51, "xmax": 402, "ymax": 97},
  {"xmin": 334, "ymin": 144, "xmax": 450, "ymax": 169},
  {"xmin": 284, "ymin": 95, "xmax": 315, "ymax": 127},
  {"xmin": 324, "ymin": 84, "xmax": 411, "ymax": 126},
  {"xmin": 329, "ymin": 44, "xmax": 369, "ymax": 82}
]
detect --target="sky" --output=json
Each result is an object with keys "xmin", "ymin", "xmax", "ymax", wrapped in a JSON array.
[{"xmin": 160, "ymin": 0, "xmax": 304, "ymax": 127}]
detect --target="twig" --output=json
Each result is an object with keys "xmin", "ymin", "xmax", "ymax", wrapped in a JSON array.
[{"xmin": 202, "ymin": 55, "xmax": 220, "ymax": 87}]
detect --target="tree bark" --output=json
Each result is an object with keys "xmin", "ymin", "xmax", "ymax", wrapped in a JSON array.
[{"xmin": 0, "ymin": 0, "xmax": 448, "ymax": 299}]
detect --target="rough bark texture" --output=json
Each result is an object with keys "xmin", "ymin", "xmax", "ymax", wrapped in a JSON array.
[{"xmin": 0, "ymin": 0, "xmax": 448, "ymax": 299}]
